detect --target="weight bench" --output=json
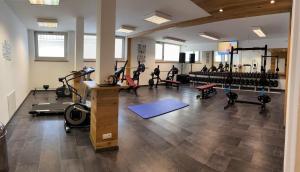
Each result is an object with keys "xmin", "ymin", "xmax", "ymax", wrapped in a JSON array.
[
  {"xmin": 123, "ymin": 75, "xmax": 139, "ymax": 96},
  {"xmin": 196, "ymin": 83, "xmax": 217, "ymax": 99},
  {"xmin": 161, "ymin": 80, "xmax": 181, "ymax": 90}
]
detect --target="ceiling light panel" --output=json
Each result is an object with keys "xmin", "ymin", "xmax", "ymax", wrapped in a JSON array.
[
  {"xmin": 116, "ymin": 25, "xmax": 136, "ymax": 33},
  {"xmin": 37, "ymin": 18, "xmax": 58, "ymax": 28},
  {"xmin": 144, "ymin": 11, "xmax": 172, "ymax": 25},
  {"xmin": 252, "ymin": 27, "xmax": 266, "ymax": 37},
  {"xmin": 163, "ymin": 37, "xmax": 186, "ymax": 43},
  {"xmin": 199, "ymin": 32, "xmax": 219, "ymax": 41},
  {"xmin": 29, "ymin": 0, "xmax": 60, "ymax": 5}
]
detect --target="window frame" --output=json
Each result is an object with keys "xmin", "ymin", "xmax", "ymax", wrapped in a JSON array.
[
  {"xmin": 83, "ymin": 34, "xmax": 126, "ymax": 62},
  {"xmin": 155, "ymin": 42, "xmax": 181, "ymax": 62},
  {"xmin": 34, "ymin": 31, "xmax": 68, "ymax": 62}
]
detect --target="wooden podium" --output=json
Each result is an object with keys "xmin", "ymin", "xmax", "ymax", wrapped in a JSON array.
[{"xmin": 84, "ymin": 81, "xmax": 122, "ymax": 151}]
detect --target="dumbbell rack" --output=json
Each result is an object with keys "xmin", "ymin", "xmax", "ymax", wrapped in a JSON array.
[{"xmin": 189, "ymin": 71, "xmax": 279, "ymax": 93}]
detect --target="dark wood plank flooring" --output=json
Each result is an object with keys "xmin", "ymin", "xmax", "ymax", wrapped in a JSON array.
[{"xmin": 6, "ymin": 86, "xmax": 285, "ymax": 172}]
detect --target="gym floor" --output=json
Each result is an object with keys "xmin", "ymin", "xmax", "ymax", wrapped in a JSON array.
[{"xmin": 6, "ymin": 86, "xmax": 285, "ymax": 172}]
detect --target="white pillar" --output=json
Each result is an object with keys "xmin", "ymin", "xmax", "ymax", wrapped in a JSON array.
[
  {"xmin": 95, "ymin": 0, "xmax": 116, "ymax": 84},
  {"xmin": 74, "ymin": 16, "xmax": 84, "ymax": 71},
  {"xmin": 284, "ymin": 0, "xmax": 300, "ymax": 171}
]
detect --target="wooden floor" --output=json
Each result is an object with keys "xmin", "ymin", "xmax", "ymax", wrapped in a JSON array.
[{"xmin": 6, "ymin": 86, "xmax": 285, "ymax": 172}]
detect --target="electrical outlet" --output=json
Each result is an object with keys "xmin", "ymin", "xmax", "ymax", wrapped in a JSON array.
[{"xmin": 102, "ymin": 133, "xmax": 112, "ymax": 140}]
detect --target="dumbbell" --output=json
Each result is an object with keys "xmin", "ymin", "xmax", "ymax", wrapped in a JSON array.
[
  {"xmin": 273, "ymin": 80, "xmax": 279, "ymax": 87},
  {"xmin": 269, "ymin": 80, "xmax": 274, "ymax": 87}
]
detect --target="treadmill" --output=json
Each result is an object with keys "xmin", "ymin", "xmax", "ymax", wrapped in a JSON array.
[{"xmin": 29, "ymin": 67, "xmax": 95, "ymax": 116}]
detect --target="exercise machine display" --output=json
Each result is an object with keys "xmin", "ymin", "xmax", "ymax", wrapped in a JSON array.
[{"xmin": 224, "ymin": 45, "xmax": 271, "ymax": 112}]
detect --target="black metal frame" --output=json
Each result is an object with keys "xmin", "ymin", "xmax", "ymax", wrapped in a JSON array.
[
  {"xmin": 224, "ymin": 45, "xmax": 270, "ymax": 111},
  {"xmin": 114, "ymin": 60, "xmax": 128, "ymax": 83}
]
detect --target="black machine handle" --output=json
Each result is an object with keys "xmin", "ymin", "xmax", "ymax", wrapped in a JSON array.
[{"xmin": 65, "ymin": 67, "xmax": 96, "ymax": 103}]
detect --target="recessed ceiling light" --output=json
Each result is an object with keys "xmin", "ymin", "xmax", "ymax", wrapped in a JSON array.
[
  {"xmin": 29, "ymin": 0, "xmax": 60, "ymax": 5},
  {"xmin": 144, "ymin": 11, "xmax": 172, "ymax": 25},
  {"xmin": 199, "ymin": 32, "xmax": 219, "ymax": 41},
  {"xmin": 163, "ymin": 37, "xmax": 186, "ymax": 43},
  {"xmin": 270, "ymin": 0, "xmax": 276, "ymax": 4},
  {"xmin": 116, "ymin": 25, "xmax": 136, "ymax": 33},
  {"xmin": 37, "ymin": 18, "xmax": 58, "ymax": 28},
  {"xmin": 219, "ymin": 8, "xmax": 224, "ymax": 12},
  {"xmin": 252, "ymin": 27, "xmax": 267, "ymax": 38}
]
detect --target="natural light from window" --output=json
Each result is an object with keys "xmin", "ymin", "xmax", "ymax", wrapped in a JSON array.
[
  {"xmin": 163, "ymin": 43, "xmax": 180, "ymax": 61},
  {"xmin": 37, "ymin": 34, "xmax": 65, "ymax": 58},
  {"xmin": 115, "ymin": 38, "xmax": 124, "ymax": 59},
  {"xmin": 83, "ymin": 35, "xmax": 124, "ymax": 59},
  {"xmin": 155, "ymin": 43, "xmax": 163, "ymax": 60},
  {"xmin": 84, "ymin": 35, "xmax": 96, "ymax": 60}
]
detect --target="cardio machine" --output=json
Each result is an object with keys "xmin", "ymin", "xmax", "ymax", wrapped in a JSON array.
[{"xmin": 29, "ymin": 67, "xmax": 95, "ymax": 115}]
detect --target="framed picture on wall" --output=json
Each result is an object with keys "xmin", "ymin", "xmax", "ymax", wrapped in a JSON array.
[{"xmin": 137, "ymin": 44, "xmax": 146, "ymax": 63}]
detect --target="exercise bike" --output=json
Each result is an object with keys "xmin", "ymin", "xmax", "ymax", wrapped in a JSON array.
[
  {"xmin": 56, "ymin": 75, "xmax": 72, "ymax": 99},
  {"xmin": 149, "ymin": 65, "xmax": 161, "ymax": 88},
  {"xmin": 63, "ymin": 78, "xmax": 92, "ymax": 133}
]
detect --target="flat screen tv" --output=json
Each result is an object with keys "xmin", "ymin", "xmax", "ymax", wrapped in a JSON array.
[{"xmin": 218, "ymin": 41, "xmax": 238, "ymax": 54}]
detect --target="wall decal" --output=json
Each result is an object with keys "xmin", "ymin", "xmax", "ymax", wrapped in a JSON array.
[
  {"xmin": 2, "ymin": 40, "xmax": 12, "ymax": 61},
  {"xmin": 137, "ymin": 44, "xmax": 146, "ymax": 63}
]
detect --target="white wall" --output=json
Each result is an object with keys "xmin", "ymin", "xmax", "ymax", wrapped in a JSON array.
[
  {"xmin": 0, "ymin": 0, "xmax": 30, "ymax": 125},
  {"xmin": 29, "ymin": 30, "xmax": 75, "ymax": 89}
]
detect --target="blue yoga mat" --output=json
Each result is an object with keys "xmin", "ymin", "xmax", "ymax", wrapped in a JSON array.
[{"xmin": 128, "ymin": 99, "xmax": 189, "ymax": 119}]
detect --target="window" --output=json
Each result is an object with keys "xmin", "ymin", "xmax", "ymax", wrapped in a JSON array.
[
  {"xmin": 214, "ymin": 52, "xmax": 229, "ymax": 63},
  {"xmin": 155, "ymin": 42, "xmax": 181, "ymax": 61},
  {"xmin": 214, "ymin": 52, "xmax": 222, "ymax": 62},
  {"xmin": 185, "ymin": 51, "xmax": 200, "ymax": 62},
  {"xmin": 224, "ymin": 55, "xmax": 229, "ymax": 62},
  {"xmin": 35, "ymin": 32, "xmax": 67, "ymax": 61},
  {"xmin": 115, "ymin": 37, "xmax": 124, "ymax": 59},
  {"xmin": 83, "ymin": 35, "xmax": 125, "ymax": 60},
  {"xmin": 155, "ymin": 43, "xmax": 163, "ymax": 60},
  {"xmin": 84, "ymin": 35, "xmax": 96, "ymax": 60},
  {"xmin": 164, "ymin": 44, "xmax": 180, "ymax": 61}
]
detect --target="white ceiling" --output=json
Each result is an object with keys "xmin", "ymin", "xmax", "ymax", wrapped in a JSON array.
[
  {"xmin": 4, "ymin": 0, "xmax": 209, "ymax": 35},
  {"xmin": 4, "ymin": 0, "xmax": 289, "ymax": 45},
  {"xmin": 147, "ymin": 13, "xmax": 290, "ymax": 45}
]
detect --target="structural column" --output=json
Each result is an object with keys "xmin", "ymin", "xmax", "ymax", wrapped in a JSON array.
[
  {"xmin": 74, "ymin": 16, "xmax": 84, "ymax": 71},
  {"xmin": 96, "ymin": 0, "xmax": 116, "ymax": 84},
  {"xmin": 87, "ymin": 0, "xmax": 119, "ymax": 152},
  {"xmin": 73, "ymin": 16, "xmax": 85, "ymax": 102},
  {"xmin": 284, "ymin": 0, "xmax": 300, "ymax": 171}
]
